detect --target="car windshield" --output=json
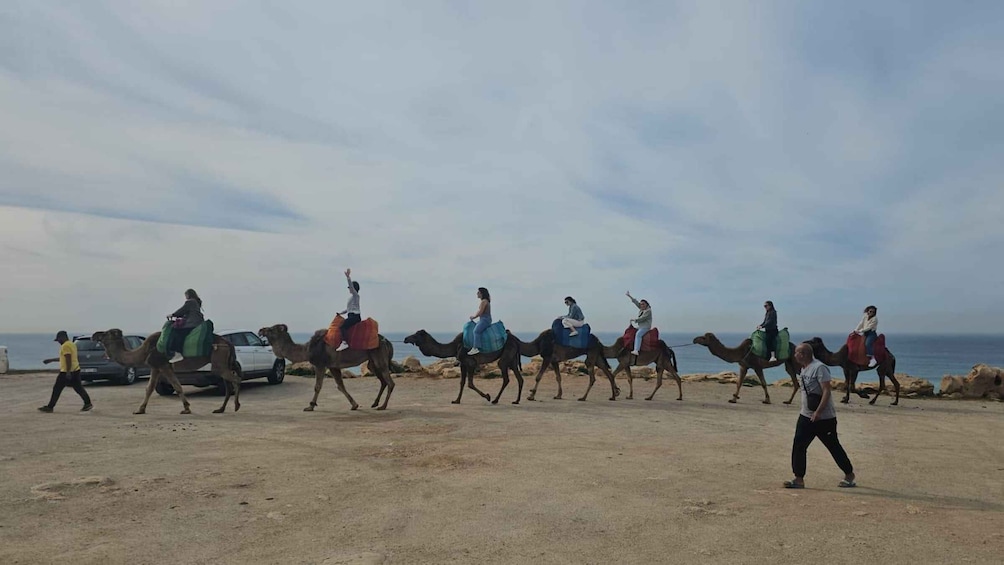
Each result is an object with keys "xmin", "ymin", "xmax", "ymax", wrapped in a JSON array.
[{"xmin": 74, "ymin": 339, "xmax": 105, "ymax": 351}]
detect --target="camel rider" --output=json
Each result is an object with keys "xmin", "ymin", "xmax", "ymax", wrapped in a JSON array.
[
  {"xmin": 757, "ymin": 300, "xmax": 778, "ymax": 362},
  {"xmin": 561, "ymin": 296, "xmax": 585, "ymax": 337},
  {"xmin": 468, "ymin": 287, "xmax": 492, "ymax": 355},
  {"xmin": 336, "ymin": 268, "xmax": 361, "ymax": 351},
  {"xmin": 626, "ymin": 291, "xmax": 652, "ymax": 356},
  {"xmin": 853, "ymin": 305, "xmax": 879, "ymax": 367},
  {"xmin": 167, "ymin": 289, "xmax": 204, "ymax": 355}
]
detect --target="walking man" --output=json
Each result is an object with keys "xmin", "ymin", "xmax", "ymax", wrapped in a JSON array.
[
  {"xmin": 39, "ymin": 331, "xmax": 92, "ymax": 413},
  {"xmin": 784, "ymin": 343, "xmax": 855, "ymax": 489}
]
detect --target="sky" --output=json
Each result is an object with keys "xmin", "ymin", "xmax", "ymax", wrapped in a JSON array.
[{"xmin": 1, "ymin": 0, "xmax": 1002, "ymax": 335}]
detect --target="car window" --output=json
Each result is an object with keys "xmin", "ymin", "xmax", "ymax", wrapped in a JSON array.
[
  {"xmin": 225, "ymin": 333, "xmax": 249, "ymax": 347},
  {"xmin": 244, "ymin": 332, "xmax": 263, "ymax": 347},
  {"xmin": 74, "ymin": 339, "xmax": 104, "ymax": 351},
  {"xmin": 127, "ymin": 336, "xmax": 142, "ymax": 348}
]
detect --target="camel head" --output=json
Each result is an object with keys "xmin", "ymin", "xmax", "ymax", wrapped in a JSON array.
[
  {"xmin": 403, "ymin": 330, "xmax": 429, "ymax": 346},
  {"xmin": 258, "ymin": 324, "xmax": 289, "ymax": 342},
  {"xmin": 693, "ymin": 333, "xmax": 717, "ymax": 346},
  {"xmin": 93, "ymin": 328, "xmax": 125, "ymax": 347}
]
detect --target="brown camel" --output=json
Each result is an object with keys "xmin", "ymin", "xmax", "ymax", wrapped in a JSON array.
[
  {"xmin": 92, "ymin": 328, "xmax": 242, "ymax": 414},
  {"xmin": 258, "ymin": 324, "xmax": 395, "ymax": 411},
  {"xmin": 515, "ymin": 330, "xmax": 619, "ymax": 402},
  {"xmin": 692, "ymin": 332, "xmax": 799, "ymax": 404},
  {"xmin": 602, "ymin": 338, "xmax": 683, "ymax": 401},
  {"xmin": 403, "ymin": 330, "xmax": 524, "ymax": 404},
  {"xmin": 804, "ymin": 337, "xmax": 899, "ymax": 405}
]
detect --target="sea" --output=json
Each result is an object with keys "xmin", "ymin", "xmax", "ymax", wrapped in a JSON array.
[{"xmin": 3, "ymin": 331, "xmax": 1003, "ymax": 385}]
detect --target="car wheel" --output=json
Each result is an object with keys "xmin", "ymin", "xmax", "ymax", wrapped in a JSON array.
[
  {"xmin": 118, "ymin": 367, "xmax": 137, "ymax": 386},
  {"xmin": 155, "ymin": 380, "xmax": 175, "ymax": 396},
  {"xmin": 267, "ymin": 359, "xmax": 285, "ymax": 384}
]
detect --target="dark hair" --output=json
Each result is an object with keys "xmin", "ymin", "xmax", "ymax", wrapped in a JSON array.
[
  {"xmin": 352, "ymin": 281, "xmax": 360, "ymax": 292},
  {"xmin": 564, "ymin": 296, "xmax": 576, "ymax": 304},
  {"xmin": 478, "ymin": 287, "xmax": 491, "ymax": 302},
  {"xmin": 185, "ymin": 288, "xmax": 203, "ymax": 308},
  {"xmin": 764, "ymin": 300, "xmax": 774, "ymax": 309},
  {"xmin": 865, "ymin": 305, "xmax": 877, "ymax": 313}
]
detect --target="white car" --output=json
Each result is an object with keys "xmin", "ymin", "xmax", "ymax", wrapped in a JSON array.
[{"xmin": 156, "ymin": 328, "xmax": 285, "ymax": 396}]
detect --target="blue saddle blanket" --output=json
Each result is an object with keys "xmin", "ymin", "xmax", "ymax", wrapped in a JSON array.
[
  {"xmin": 551, "ymin": 318, "xmax": 591, "ymax": 349},
  {"xmin": 463, "ymin": 320, "xmax": 507, "ymax": 353}
]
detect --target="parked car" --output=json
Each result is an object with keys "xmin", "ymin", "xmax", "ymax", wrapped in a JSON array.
[
  {"xmin": 156, "ymin": 329, "xmax": 285, "ymax": 396},
  {"xmin": 74, "ymin": 334, "xmax": 152, "ymax": 385}
]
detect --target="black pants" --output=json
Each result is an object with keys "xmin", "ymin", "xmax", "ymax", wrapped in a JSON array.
[
  {"xmin": 47, "ymin": 370, "xmax": 91, "ymax": 409},
  {"xmin": 168, "ymin": 326, "xmax": 194, "ymax": 354},
  {"xmin": 791, "ymin": 415, "xmax": 853, "ymax": 478},
  {"xmin": 765, "ymin": 329, "xmax": 778, "ymax": 355},
  {"xmin": 340, "ymin": 313, "xmax": 362, "ymax": 341}
]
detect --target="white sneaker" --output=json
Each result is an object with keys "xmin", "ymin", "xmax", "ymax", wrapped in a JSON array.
[
  {"xmin": 868, "ymin": 358, "xmax": 877, "ymax": 367},
  {"xmin": 568, "ymin": 331, "xmax": 578, "ymax": 337},
  {"xmin": 769, "ymin": 354, "xmax": 777, "ymax": 362},
  {"xmin": 169, "ymin": 353, "xmax": 183, "ymax": 363},
  {"xmin": 335, "ymin": 342, "xmax": 349, "ymax": 352},
  {"xmin": 631, "ymin": 350, "xmax": 639, "ymax": 356},
  {"xmin": 468, "ymin": 348, "xmax": 480, "ymax": 355}
]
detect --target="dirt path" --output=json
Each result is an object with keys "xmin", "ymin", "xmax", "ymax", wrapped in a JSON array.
[{"xmin": 1, "ymin": 372, "xmax": 1002, "ymax": 564}]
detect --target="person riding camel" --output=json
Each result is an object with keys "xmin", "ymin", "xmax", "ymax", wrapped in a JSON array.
[
  {"xmin": 853, "ymin": 305, "xmax": 879, "ymax": 367},
  {"xmin": 335, "ymin": 269, "xmax": 361, "ymax": 352}
]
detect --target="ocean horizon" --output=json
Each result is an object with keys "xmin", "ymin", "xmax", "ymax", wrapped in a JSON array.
[{"xmin": 3, "ymin": 331, "xmax": 1003, "ymax": 385}]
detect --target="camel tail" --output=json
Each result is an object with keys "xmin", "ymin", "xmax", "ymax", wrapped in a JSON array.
[
  {"xmin": 508, "ymin": 331, "xmax": 522, "ymax": 373},
  {"xmin": 661, "ymin": 340, "xmax": 678, "ymax": 373},
  {"xmin": 308, "ymin": 330, "xmax": 330, "ymax": 366}
]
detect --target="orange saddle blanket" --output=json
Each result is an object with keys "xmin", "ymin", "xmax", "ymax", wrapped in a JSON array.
[
  {"xmin": 621, "ymin": 326, "xmax": 661, "ymax": 352},
  {"xmin": 324, "ymin": 315, "xmax": 380, "ymax": 350}
]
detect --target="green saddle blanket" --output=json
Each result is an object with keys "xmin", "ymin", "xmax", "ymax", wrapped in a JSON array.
[
  {"xmin": 751, "ymin": 327, "xmax": 790, "ymax": 360},
  {"xmin": 157, "ymin": 320, "xmax": 215, "ymax": 358}
]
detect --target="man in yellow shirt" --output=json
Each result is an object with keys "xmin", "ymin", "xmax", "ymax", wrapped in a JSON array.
[{"xmin": 39, "ymin": 330, "xmax": 92, "ymax": 412}]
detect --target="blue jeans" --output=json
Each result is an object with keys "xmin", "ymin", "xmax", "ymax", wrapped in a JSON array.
[
  {"xmin": 863, "ymin": 330, "xmax": 877, "ymax": 356},
  {"xmin": 633, "ymin": 327, "xmax": 650, "ymax": 352},
  {"xmin": 473, "ymin": 317, "xmax": 491, "ymax": 349}
]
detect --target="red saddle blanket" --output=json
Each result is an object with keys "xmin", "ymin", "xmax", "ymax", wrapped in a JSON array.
[
  {"xmin": 846, "ymin": 333, "xmax": 888, "ymax": 366},
  {"xmin": 324, "ymin": 315, "xmax": 380, "ymax": 350},
  {"xmin": 621, "ymin": 326, "xmax": 661, "ymax": 352}
]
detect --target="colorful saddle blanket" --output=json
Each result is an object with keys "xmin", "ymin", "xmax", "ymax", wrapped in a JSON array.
[
  {"xmin": 621, "ymin": 326, "xmax": 661, "ymax": 352},
  {"xmin": 324, "ymin": 315, "xmax": 380, "ymax": 350},
  {"xmin": 551, "ymin": 318, "xmax": 592, "ymax": 349},
  {"xmin": 156, "ymin": 320, "xmax": 215, "ymax": 358},
  {"xmin": 463, "ymin": 320, "xmax": 507, "ymax": 353},
  {"xmin": 751, "ymin": 327, "xmax": 790, "ymax": 360},
  {"xmin": 846, "ymin": 333, "xmax": 888, "ymax": 366}
]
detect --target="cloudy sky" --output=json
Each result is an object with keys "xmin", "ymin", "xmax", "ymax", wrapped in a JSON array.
[{"xmin": 2, "ymin": 1, "xmax": 1002, "ymax": 335}]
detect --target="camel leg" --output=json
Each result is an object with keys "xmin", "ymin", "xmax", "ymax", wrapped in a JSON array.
[
  {"xmin": 468, "ymin": 368, "xmax": 491, "ymax": 403},
  {"xmin": 646, "ymin": 368, "xmax": 663, "ymax": 401},
  {"xmin": 625, "ymin": 365, "xmax": 634, "ymax": 400},
  {"xmin": 869, "ymin": 371, "xmax": 884, "ymax": 406},
  {"xmin": 600, "ymin": 363, "xmax": 619, "ymax": 401},
  {"xmin": 579, "ymin": 363, "xmax": 596, "ymax": 401},
  {"xmin": 512, "ymin": 365, "xmax": 523, "ymax": 405},
  {"xmin": 841, "ymin": 368, "xmax": 856, "ymax": 404},
  {"xmin": 134, "ymin": 368, "xmax": 158, "ymax": 415},
  {"xmin": 783, "ymin": 365, "xmax": 799, "ymax": 404},
  {"xmin": 674, "ymin": 369, "xmax": 683, "ymax": 401},
  {"xmin": 452, "ymin": 365, "xmax": 467, "ymax": 404},
  {"xmin": 888, "ymin": 371, "xmax": 900, "ymax": 406},
  {"xmin": 213, "ymin": 379, "xmax": 232, "ymax": 413},
  {"xmin": 371, "ymin": 362, "xmax": 388, "ymax": 409},
  {"xmin": 553, "ymin": 362, "xmax": 563, "ymax": 400},
  {"xmin": 332, "ymin": 369, "xmax": 359, "ymax": 410},
  {"xmin": 304, "ymin": 366, "xmax": 327, "ymax": 411},
  {"xmin": 527, "ymin": 363, "xmax": 548, "ymax": 401},
  {"xmin": 161, "ymin": 368, "xmax": 191, "ymax": 414},
  {"xmin": 376, "ymin": 368, "xmax": 395, "ymax": 410},
  {"xmin": 491, "ymin": 367, "xmax": 509, "ymax": 405},
  {"xmin": 755, "ymin": 368, "xmax": 771, "ymax": 404},
  {"xmin": 730, "ymin": 366, "xmax": 748, "ymax": 403}
]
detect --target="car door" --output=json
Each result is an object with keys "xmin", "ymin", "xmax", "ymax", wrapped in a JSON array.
[
  {"xmin": 224, "ymin": 332, "xmax": 253, "ymax": 378},
  {"xmin": 244, "ymin": 332, "xmax": 270, "ymax": 373}
]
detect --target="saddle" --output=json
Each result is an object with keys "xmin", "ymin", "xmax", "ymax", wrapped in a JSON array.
[
  {"xmin": 324, "ymin": 315, "xmax": 380, "ymax": 350},
  {"xmin": 463, "ymin": 320, "xmax": 507, "ymax": 353},
  {"xmin": 157, "ymin": 320, "xmax": 215, "ymax": 357},
  {"xmin": 621, "ymin": 326, "xmax": 660, "ymax": 352},
  {"xmin": 751, "ymin": 328, "xmax": 790, "ymax": 360},
  {"xmin": 551, "ymin": 318, "xmax": 592, "ymax": 349},
  {"xmin": 846, "ymin": 333, "xmax": 888, "ymax": 366}
]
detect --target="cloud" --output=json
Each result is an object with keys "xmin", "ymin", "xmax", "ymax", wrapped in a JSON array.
[{"xmin": 1, "ymin": 0, "xmax": 1003, "ymax": 334}]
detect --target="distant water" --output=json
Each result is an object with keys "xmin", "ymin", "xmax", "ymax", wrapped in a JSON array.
[{"xmin": 4, "ymin": 331, "xmax": 1003, "ymax": 384}]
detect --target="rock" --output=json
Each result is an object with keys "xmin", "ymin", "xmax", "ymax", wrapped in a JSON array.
[
  {"xmin": 402, "ymin": 356, "xmax": 422, "ymax": 371},
  {"xmin": 937, "ymin": 364, "xmax": 1004, "ymax": 400},
  {"xmin": 266, "ymin": 511, "xmax": 285, "ymax": 521},
  {"xmin": 440, "ymin": 367, "xmax": 462, "ymax": 379},
  {"xmin": 855, "ymin": 375, "xmax": 934, "ymax": 397},
  {"xmin": 940, "ymin": 375, "xmax": 964, "ymax": 396}
]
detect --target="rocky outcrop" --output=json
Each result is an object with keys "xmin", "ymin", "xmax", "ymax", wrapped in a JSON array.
[
  {"xmin": 938, "ymin": 364, "xmax": 1004, "ymax": 400},
  {"xmin": 402, "ymin": 356, "xmax": 423, "ymax": 371}
]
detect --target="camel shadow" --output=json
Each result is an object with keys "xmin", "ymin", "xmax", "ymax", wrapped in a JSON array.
[{"xmin": 843, "ymin": 486, "xmax": 1004, "ymax": 512}]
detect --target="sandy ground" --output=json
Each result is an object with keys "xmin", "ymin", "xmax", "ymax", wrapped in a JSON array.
[{"xmin": 1, "ymin": 371, "xmax": 1002, "ymax": 565}]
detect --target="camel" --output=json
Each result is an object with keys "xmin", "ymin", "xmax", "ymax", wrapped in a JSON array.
[
  {"xmin": 403, "ymin": 330, "xmax": 524, "ymax": 404},
  {"xmin": 258, "ymin": 324, "xmax": 395, "ymax": 411},
  {"xmin": 692, "ymin": 332, "xmax": 799, "ymax": 404},
  {"xmin": 602, "ymin": 338, "xmax": 683, "ymax": 401},
  {"xmin": 803, "ymin": 337, "xmax": 899, "ymax": 405},
  {"xmin": 515, "ymin": 330, "xmax": 619, "ymax": 402},
  {"xmin": 92, "ymin": 328, "xmax": 242, "ymax": 414}
]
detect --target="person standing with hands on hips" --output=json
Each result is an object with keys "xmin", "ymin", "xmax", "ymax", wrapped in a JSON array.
[
  {"xmin": 784, "ymin": 343, "xmax": 856, "ymax": 489},
  {"xmin": 39, "ymin": 330, "xmax": 92, "ymax": 413}
]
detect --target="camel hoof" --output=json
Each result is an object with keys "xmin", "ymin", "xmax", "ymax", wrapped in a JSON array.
[
  {"xmin": 762, "ymin": 400, "xmax": 771, "ymax": 404},
  {"xmin": 645, "ymin": 397, "xmax": 653, "ymax": 401},
  {"xmin": 234, "ymin": 404, "xmax": 240, "ymax": 412},
  {"xmin": 728, "ymin": 398, "xmax": 737, "ymax": 404},
  {"xmin": 371, "ymin": 403, "xmax": 379, "ymax": 408},
  {"xmin": 527, "ymin": 397, "xmax": 536, "ymax": 402},
  {"xmin": 303, "ymin": 406, "xmax": 315, "ymax": 412},
  {"xmin": 133, "ymin": 409, "xmax": 146, "ymax": 415},
  {"xmin": 180, "ymin": 408, "xmax": 191, "ymax": 415},
  {"xmin": 869, "ymin": 399, "xmax": 877, "ymax": 406},
  {"xmin": 554, "ymin": 395, "xmax": 562, "ymax": 400},
  {"xmin": 891, "ymin": 401, "xmax": 899, "ymax": 406},
  {"xmin": 451, "ymin": 400, "xmax": 461, "ymax": 405},
  {"xmin": 491, "ymin": 400, "xmax": 499, "ymax": 405},
  {"xmin": 577, "ymin": 397, "xmax": 586, "ymax": 402},
  {"xmin": 627, "ymin": 395, "xmax": 634, "ymax": 400},
  {"xmin": 782, "ymin": 400, "xmax": 792, "ymax": 405},
  {"xmin": 512, "ymin": 400, "xmax": 520, "ymax": 405},
  {"xmin": 376, "ymin": 406, "xmax": 387, "ymax": 411},
  {"xmin": 677, "ymin": 397, "xmax": 683, "ymax": 401},
  {"xmin": 840, "ymin": 398, "xmax": 849, "ymax": 404},
  {"xmin": 212, "ymin": 408, "xmax": 225, "ymax": 414}
]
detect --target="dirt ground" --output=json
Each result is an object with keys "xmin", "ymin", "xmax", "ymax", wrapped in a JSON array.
[{"xmin": 1, "ymin": 371, "xmax": 1002, "ymax": 565}]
